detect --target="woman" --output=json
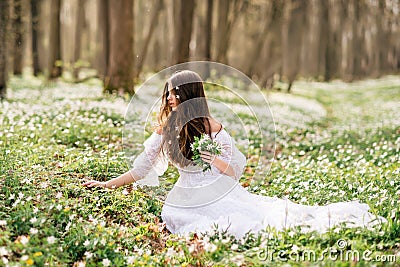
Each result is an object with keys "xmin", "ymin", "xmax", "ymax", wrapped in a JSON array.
[{"xmin": 84, "ymin": 70, "xmax": 385, "ymax": 238}]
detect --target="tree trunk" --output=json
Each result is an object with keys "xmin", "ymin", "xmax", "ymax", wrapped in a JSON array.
[
  {"xmin": 30, "ymin": 0, "xmax": 41, "ymax": 76},
  {"xmin": 12, "ymin": 0, "xmax": 24, "ymax": 75},
  {"xmin": 0, "ymin": 0, "xmax": 10, "ymax": 99},
  {"xmin": 318, "ymin": 1, "xmax": 330, "ymax": 80},
  {"xmin": 215, "ymin": 0, "xmax": 246, "ymax": 64},
  {"xmin": 351, "ymin": 0, "xmax": 362, "ymax": 79},
  {"xmin": 173, "ymin": 0, "xmax": 195, "ymax": 64},
  {"xmin": 73, "ymin": 0, "xmax": 86, "ymax": 80},
  {"xmin": 205, "ymin": 0, "xmax": 213, "ymax": 61},
  {"xmin": 298, "ymin": 0, "xmax": 318, "ymax": 77},
  {"xmin": 135, "ymin": 0, "xmax": 163, "ymax": 79},
  {"xmin": 375, "ymin": 0, "xmax": 387, "ymax": 75},
  {"xmin": 48, "ymin": 0, "xmax": 62, "ymax": 79},
  {"xmin": 259, "ymin": 0, "xmax": 284, "ymax": 89},
  {"xmin": 156, "ymin": 4, "xmax": 170, "ymax": 68},
  {"xmin": 105, "ymin": 0, "xmax": 134, "ymax": 95},
  {"xmin": 198, "ymin": 0, "xmax": 213, "ymax": 79},
  {"xmin": 97, "ymin": 0, "xmax": 109, "ymax": 79},
  {"xmin": 245, "ymin": 1, "xmax": 274, "ymax": 77},
  {"xmin": 341, "ymin": 0, "xmax": 351, "ymax": 80},
  {"xmin": 171, "ymin": 0, "xmax": 180, "ymax": 64},
  {"xmin": 215, "ymin": 0, "xmax": 229, "ymax": 64},
  {"xmin": 282, "ymin": 0, "xmax": 307, "ymax": 92},
  {"xmin": 325, "ymin": 0, "xmax": 343, "ymax": 80}
]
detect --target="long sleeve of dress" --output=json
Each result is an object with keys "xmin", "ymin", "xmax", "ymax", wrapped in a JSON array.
[
  {"xmin": 130, "ymin": 132, "xmax": 168, "ymax": 186},
  {"xmin": 216, "ymin": 130, "xmax": 247, "ymax": 180}
]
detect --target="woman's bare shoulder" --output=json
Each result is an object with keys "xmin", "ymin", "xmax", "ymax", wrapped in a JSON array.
[{"xmin": 208, "ymin": 118, "xmax": 223, "ymax": 132}]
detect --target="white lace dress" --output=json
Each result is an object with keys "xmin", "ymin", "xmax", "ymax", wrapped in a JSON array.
[{"xmin": 131, "ymin": 129, "xmax": 385, "ymax": 239}]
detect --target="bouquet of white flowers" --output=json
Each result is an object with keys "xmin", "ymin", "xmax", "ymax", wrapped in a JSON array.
[{"xmin": 191, "ymin": 134, "xmax": 222, "ymax": 172}]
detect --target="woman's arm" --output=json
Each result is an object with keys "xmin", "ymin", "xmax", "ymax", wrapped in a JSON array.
[
  {"xmin": 83, "ymin": 170, "xmax": 139, "ymax": 189},
  {"xmin": 200, "ymin": 129, "xmax": 246, "ymax": 180},
  {"xmin": 83, "ymin": 130, "xmax": 166, "ymax": 189},
  {"xmin": 200, "ymin": 151, "xmax": 235, "ymax": 177}
]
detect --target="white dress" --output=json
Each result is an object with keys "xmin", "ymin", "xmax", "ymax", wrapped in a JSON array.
[{"xmin": 131, "ymin": 129, "xmax": 386, "ymax": 239}]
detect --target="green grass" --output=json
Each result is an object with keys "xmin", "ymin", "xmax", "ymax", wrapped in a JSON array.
[{"xmin": 0, "ymin": 75, "xmax": 399, "ymax": 266}]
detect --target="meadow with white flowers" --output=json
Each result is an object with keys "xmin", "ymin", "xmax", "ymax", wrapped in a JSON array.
[{"xmin": 1, "ymin": 74, "xmax": 399, "ymax": 266}]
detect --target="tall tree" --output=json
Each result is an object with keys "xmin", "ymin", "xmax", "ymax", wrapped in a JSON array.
[
  {"xmin": 204, "ymin": 0, "xmax": 213, "ymax": 62},
  {"xmin": 245, "ymin": 1, "xmax": 274, "ymax": 77},
  {"xmin": 73, "ymin": 0, "xmax": 86, "ymax": 80},
  {"xmin": 196, "ymin": 0, "xmax": 214, "ymax": 79},
  {"xmin": 135, "ymin": 0, "xmax": 163, "ymax": 79},
  {"xmin": 282, "ymin": 0, "xmax": 307, "ymax": 92},
  {"xmin": 12, "ymin": 0, "xmax": 24, "ymax": 75},
  {"xmin": 105, "ymin": 0, "xmax": 134, "ymax": 95},
  {"xmin": 351, "ymin": 0, "xmax": 363, "ymax": 79},
  {"xmin": 97, "ymin": 0, "xmax": 109, "ymax": 79},
  {"xmin": 325, "ymin": 0, "xmax": 343, "ymax": 80},
  {"xmin": 173, "ymin": 0, "xmax": 195, "ymax": 64},
  {"xmin": 259, "ymin": 0, "xmax": 284, "ymax": 88},
  {"xmin": 298, "ymin": 0, "xmax": 319, "ymax": 77},
  {"xmin": 48, "ymin": 0, "xmax": 62, "ymax": 79},
  {"xmin": 203, "ymin": 0, "xmax": 214, "ymax": 79},
  {"xmin": 317, "ymin": 0, "xmax": 329, "ymax": 79},
  {"xmin": 215, "ymin": 0, "xmax": 246, "ymax": 64},
  {"xmin": 0, "ymin": 0, "xmax": 10, "ymax": 99},
  {"xmin": 341, "ymin": 0, "xmax": 363, "ymax": 81},
  {"xmin": 30, "ymin": 0, "xmax": 41, "ymax": 76},
  {"xmin": 375, "ymin": 0, "xmax": 388, "ymax": 75}
]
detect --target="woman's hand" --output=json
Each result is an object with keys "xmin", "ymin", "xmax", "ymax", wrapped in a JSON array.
[
  {"xmin": 200, "ymin": 150, "xmax": 235, "ymax": 177},
  {"xmin": 82, "ymin": 170, "xmax": 138, "ymax": 190},
  {"xmin": 200, "ymin": 150, "xmax": 217, "ymax": 164},
  {"xmin": 83, "ymin": 180, "xmax": 107, "ymax": 188}
]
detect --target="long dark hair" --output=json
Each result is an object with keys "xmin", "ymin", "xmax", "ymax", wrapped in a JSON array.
[{"xmin": 158, "ymin": 70, "xmax": 212, "ymax": 167}]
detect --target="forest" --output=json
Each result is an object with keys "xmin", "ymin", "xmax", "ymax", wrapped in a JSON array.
[
  {"xmin": 0, "ymin": 0, "xmax": 399, "ymax": 96},
  {"xmin": 1, "ymin": 0, "xmax": 400, "ymax": 266}
]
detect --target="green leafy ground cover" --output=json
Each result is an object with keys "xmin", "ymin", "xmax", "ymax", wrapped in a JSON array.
[{"xmin": 0, "ymin": 75, "xmax": 399, "ymax": 266}]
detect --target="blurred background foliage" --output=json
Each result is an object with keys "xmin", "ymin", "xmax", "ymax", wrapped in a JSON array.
[{"xmin": 0, "ymin": 0, "xmax": 399, "ymax": 97}]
